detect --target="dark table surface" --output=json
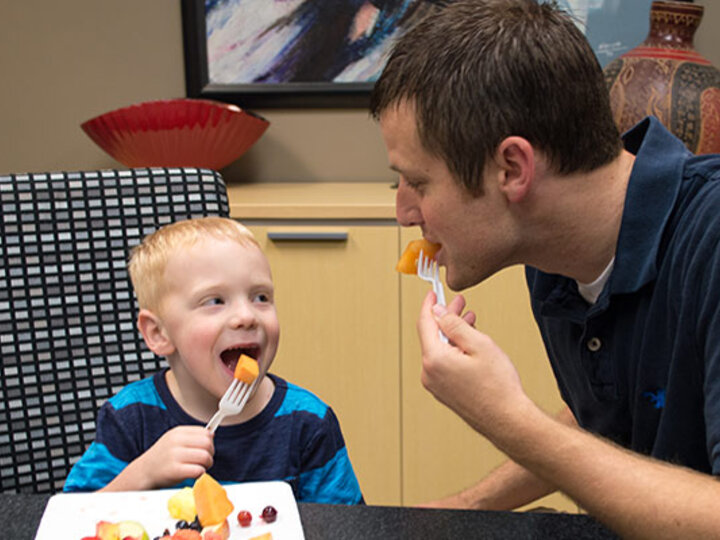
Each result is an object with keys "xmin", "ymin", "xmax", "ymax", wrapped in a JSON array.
[{"xmin": 3, "ymin": 492, "xmax": 619, "ymax": 539}]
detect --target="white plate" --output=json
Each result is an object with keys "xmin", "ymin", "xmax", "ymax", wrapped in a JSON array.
[{"xmin": 35, "ymin": 481, "xmax": 304, "ymax": 539}]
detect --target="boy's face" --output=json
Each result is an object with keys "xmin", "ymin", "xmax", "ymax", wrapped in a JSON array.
[{"xmin": 154, "ymin": 236, "xmax": 279, "ymax": 401}]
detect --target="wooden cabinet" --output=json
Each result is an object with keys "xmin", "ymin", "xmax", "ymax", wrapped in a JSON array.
[
  {"xmin": 229, "ymin": 183, "xmax": 575, "ymax": 511},
  {"xmin": 245, "ymin": 222, "xmax": 401, "ymax": 505}
]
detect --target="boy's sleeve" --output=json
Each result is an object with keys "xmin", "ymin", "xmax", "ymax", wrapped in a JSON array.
[
  {"xmin": 63, "ymin": 400, "xmax": 136, "ymax": 492},
  {"xmin": 297, "ymin": 407, "xmax": 364, "ymax": 504}
]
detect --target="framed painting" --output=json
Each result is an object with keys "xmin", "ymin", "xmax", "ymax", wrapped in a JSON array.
[
  {"xmin": 181, "ymin": 0, "xmax": 441, "ymax": 109},
  {"xmin": 181, "ymin": 0, "xmax": 652, "ymax": 109}
]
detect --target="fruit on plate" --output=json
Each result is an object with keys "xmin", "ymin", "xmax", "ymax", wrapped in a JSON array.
[
  {"xmin": 234, "ymin": 354, "xmax": 259, "ymax": 384},
  {"xmin": 95, "ymin": 519, "xmax": 149, "ymax": 540},
  {"xmin": 164, "ymin": 530, "xmax": 200, "ymax": 540},
  {"xmin": 95, "ymin": 521, "xmax": 118, "ymax": 540},
  {"xmin": 249, "ymin": 534, "xmax": 273, "ymax": 540},
  {"xmin": 168, "ymin": 486, "xmax": 196, "ymax": 522},
  {"xmin": 396, "ymin": 239, "xmax": 441, "ymax": 274},
  {"xmin": 200, "ymin": 519, "xmax": 230, "ymax": 540},
  {"xmin": 236, "ymin": 510, "xmax": 252, "ymax": 527},
  {"xmin": 118, "ymin": 521, "xmax": 150, "ymax": 540},
  {"xmin": 261, "ymin": 505, "xmax": 278, "ymax": 523},
  {"xmin": 193, "ymin": 473, "xmax": 234, "ymax": 527}
]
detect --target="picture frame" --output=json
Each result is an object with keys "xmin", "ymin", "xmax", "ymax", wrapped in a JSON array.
[
  {"xmin": 180, "ymin": 0, "xmax": 438, "ymax": 109},
  {"xmin": 181, "ymin": 1, "xmax": 652, "ymax": 110}
]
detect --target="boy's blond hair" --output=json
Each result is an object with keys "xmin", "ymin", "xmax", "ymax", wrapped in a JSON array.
[{"xmin": 128, "ymin": 216, "xmax": 259, "ymax": 312}]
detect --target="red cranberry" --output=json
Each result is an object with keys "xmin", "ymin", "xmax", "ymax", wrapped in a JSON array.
[
  {"xmin": 236, "ymin": 510, "xmax": 252, "ymax": 527},
  {"xmin": 261, "ymin": 505, "xmax": 278, "ymax": 523}
]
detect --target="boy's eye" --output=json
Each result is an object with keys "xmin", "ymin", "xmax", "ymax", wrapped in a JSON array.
[
  {"xmin": 202, "ymin": 297, "xmax": 224, "ymax": 306},
  {"xmin": 253, "ymin": 293, "xmax": 271, "ymax": 303}
]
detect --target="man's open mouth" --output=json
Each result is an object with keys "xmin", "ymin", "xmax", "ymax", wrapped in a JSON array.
[{"xmin": 220, "ymin": 345, "xmax": 260, "ymax": 373}]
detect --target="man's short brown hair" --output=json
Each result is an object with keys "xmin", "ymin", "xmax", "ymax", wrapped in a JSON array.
[{"xmin": 370, "ymin": 0, "xmax": 621, "ymax": 194}]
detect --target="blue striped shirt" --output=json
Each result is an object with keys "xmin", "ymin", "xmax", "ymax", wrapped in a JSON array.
[{"xmin": 64, "ymin": 370, "xmax": 364, "ymax": 504}]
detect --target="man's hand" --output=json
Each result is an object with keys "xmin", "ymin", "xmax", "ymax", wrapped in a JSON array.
[
  {"xmin": 102, "ymin": 426, "xmax": 214, "ymax": 491},
  {"xmin": 417, "ymin": 291, "xmax": 528, "ymax": 434},
  {"xmin": 415, "ymin": 292, "xmax": 720, "ymax": 538}
]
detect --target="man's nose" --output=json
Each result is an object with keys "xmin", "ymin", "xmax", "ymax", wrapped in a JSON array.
[{"xmin": 395, "ymin": 181, "xmax": 422, "ymax": 227}]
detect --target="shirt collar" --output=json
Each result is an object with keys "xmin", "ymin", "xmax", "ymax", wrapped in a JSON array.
[{"xmin": 610, "ymin": 116, "xmax": 689, "ymax": 295}]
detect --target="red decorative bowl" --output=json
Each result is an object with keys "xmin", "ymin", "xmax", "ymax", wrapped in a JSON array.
[{"xmin": 81, "ymin": 98, "xmax": 269, "ymax": 169}]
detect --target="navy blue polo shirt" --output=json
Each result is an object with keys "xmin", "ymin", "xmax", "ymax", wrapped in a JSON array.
[{"xmin": 526, "ymin": 117, "xmax": 720, "ymax": 475}]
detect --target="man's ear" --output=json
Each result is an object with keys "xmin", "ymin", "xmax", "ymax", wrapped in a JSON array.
[
  {"xmin": 137, "ymin": 308, "xmax": 175, "ymax": 356},
  {"xmin": 494, "ymin": 136, "xmax": 536, "ymax": 203}
]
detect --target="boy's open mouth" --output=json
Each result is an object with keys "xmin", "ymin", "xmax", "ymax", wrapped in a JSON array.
[{"xmin": 220, "ymin": 346, "xmax": 260, "ymax": 373}]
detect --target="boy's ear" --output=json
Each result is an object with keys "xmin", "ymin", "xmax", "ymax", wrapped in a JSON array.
[
  {"xmin": 137, "ymin": 309, "xmax": 175, "ymax": 356},
  {"xmin": 494, "ymin": 136, "xmax": 536, "ymax": 203}
]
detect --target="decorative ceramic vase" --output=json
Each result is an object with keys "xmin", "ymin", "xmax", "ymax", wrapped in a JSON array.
[{"xmin": 603, "ymin": 0, "xmax": 720, "ymax": 154}]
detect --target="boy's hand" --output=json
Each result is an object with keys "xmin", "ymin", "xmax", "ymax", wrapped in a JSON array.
[
  {"xmin": 102, "ymin": 426, "xmax": 214, "ymax": 491},
  {"xmin": 139, "ymin": 426, "xmax": 215, "ymax": 488}
]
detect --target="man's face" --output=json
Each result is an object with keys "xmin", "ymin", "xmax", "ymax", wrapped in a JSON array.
[{"xmin": 379, "ymin": 101, "xmax": 516, "ymax": 290}]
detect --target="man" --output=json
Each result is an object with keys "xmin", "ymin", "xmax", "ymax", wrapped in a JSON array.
[{"xmin": 370, "ymin": 0, "xmax": 720, "ymax": 538}]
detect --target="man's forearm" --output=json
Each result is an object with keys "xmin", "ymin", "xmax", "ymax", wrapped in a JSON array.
[
  {"xmin": 479, "ymin": 399, "xmax": 720, "ymax": 539},
  {"xmin": 451, "ymin": 457, "xmax": 558, "ymax": 510}
]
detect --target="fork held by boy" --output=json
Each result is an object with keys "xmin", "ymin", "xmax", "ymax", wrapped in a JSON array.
[{"xmin": 206, "ymin": 378, "xmax": 257, "ymax": 433}]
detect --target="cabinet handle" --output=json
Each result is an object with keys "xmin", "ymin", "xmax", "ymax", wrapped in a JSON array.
[{"xmin": 267, "ymin": 230, "xmax": 348, "ymax": 242}]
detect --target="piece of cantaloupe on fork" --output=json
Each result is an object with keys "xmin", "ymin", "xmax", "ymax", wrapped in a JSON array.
[
  {"xmin": 234, "ymin": 354, "xmax": 259, "ymax": 384},
  {"xmin": 396, "ymin": 238, "xmax": 441, "ymax": 274}
]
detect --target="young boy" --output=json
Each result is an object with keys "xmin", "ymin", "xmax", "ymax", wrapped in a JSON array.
[{"xmin": 64, "ymin": 217, "xmax": 363, "ymax": 504}]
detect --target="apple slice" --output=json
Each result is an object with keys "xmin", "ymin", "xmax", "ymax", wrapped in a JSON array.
[
  {"xmin": 396, "ymin": 239, "xmax": 441, "ymax": 274},
  {"xmin": 233, "ymin": 354, "xmax": 259, "ymax": 384},
  {"xmin": 94, "ymin": 520, "xmax": 149, "ymax": 540},
  {"xmin": 95, "ymin": 521, "xmax": 119, "ymax": 540},
  {"xmin": 117, "ymin": 521, "xmax": 149, "ymax": 540},
  {"xmin": 201, "ymin": 519, "xmax": 230, "ymax": 540}
]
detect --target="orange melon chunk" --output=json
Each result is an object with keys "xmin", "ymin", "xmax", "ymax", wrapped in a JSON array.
[
  {"xmin": 193, "ymin": 473, "xmax": 234, "ymax": 527},
  {"xmin": 233, "ymin": 354, "xmax": 259, "ymax": 384},
  {"xmin": 396, "ymin": 239, "xmax": 441, "ymax": 274}
]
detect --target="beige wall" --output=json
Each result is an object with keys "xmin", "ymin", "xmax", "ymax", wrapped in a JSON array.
[{"xmin": 2, "ymin": 1, "xmax": 720, "ymax": 183}]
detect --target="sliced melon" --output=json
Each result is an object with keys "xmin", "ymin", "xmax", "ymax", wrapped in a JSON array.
[
  {"xmin": 193, "ymin": 473, "xmax": 234, "ymax": 527},
  {"xmin": 396, "ymin": 239, "xmax": 441, "ymax": 274},
  {"xmin": 233, "ymin": 354, "xmax": 259, "ymax": 384}
]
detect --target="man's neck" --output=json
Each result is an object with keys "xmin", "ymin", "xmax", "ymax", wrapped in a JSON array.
[{"xmin": 524, "ymin": 149, "xmax": 635, "ymax": 283}]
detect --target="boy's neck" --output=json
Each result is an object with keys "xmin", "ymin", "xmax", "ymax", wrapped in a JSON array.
[{"xmin": 165, "ymin": 369, "xmax": 276, "ymax": 426}]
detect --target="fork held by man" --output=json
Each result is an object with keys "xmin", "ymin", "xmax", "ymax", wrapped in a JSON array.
[{"xmin": 418, "ymin": 250, "xmax": 450, "ymax": 343}]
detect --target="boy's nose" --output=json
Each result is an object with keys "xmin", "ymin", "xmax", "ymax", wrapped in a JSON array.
[{"xmin": 229, "ymin": 302, "xmax": 257, "ymax": 328}]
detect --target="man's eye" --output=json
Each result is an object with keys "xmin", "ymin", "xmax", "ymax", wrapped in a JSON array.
[{"xmin": 402, "ymin": 177, "xmax": 425, "ymax": 193}]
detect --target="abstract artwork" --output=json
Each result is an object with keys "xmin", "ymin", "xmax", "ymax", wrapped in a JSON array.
[
  {"xmin": 182, "ymin": 0, "xmax": 441, "ymax": 108},
  {"xmin": 182, "ymin": 0, "xmax": 654, "ymax": 108}
]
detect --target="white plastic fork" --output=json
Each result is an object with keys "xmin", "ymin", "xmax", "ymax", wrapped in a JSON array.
[
  {"xmin": 205, "ymin": 378, "xmax": 258, "ymax": 433},
  {"xmin": 417, "ymin": 250, "xmax": 449, "ymax": 343}
]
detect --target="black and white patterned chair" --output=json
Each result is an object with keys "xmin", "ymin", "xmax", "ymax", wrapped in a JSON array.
[{"xmin": 0, "ymin": 167, "xmax": 229, "ymax": 493}]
